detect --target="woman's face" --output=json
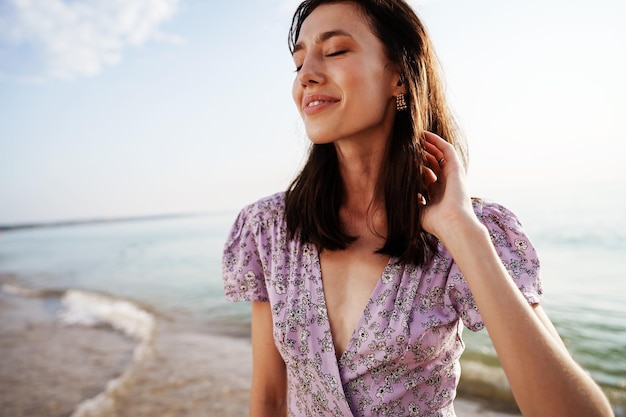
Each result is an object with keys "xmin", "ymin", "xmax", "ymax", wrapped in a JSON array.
[{"xmin": 292, "ymin": 2, "xmax": 402, "ymax": 146}]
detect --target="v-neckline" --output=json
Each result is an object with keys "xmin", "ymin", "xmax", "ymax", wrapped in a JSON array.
[{"xmin": 312, "ymin": 244, "xmax": 394, "ymax": 364}]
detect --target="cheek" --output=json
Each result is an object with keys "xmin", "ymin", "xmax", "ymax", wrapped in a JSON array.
[
  {"xmin": 347, "ymin": 66, "xmax": 389, "ymax": 102},
  {"xmin": 360, "ymin": 71, "xmax": 394, "ymax": 111}
]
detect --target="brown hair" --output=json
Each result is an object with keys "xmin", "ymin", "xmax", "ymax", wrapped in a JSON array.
[{"xmin": 285, "ymin": 0, "xmax": 467, "ymax": 265}]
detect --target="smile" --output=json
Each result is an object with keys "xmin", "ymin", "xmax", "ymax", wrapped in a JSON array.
[
  {"xmin": 307, "ymin": 100, "xmax": 326, "ymax": 108},
  {"xmin": 302, "ymin": 95, "xmax": 340, "ymax": 115}
]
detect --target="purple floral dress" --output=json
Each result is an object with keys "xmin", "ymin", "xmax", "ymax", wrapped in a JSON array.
[{"xmin": 222, "ymin": 192, "xmax": 542, "ymax": 417}]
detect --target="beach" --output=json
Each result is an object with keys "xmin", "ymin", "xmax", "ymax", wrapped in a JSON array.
[
  {"xmin": 0, "ymin": 288, "xmax": 252, "ymax": 417},
  {"xmin": 0, "ymin": 288, "xmax": 523, "ymax": 417},
  {"xmin": 0, "ymin": 184, "xmax": 624, "ymax": 416}
]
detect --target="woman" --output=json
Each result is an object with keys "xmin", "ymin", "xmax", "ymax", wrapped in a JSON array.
[{"xmin": 222, "ymin": 1, "xmax": 613, "ymax": 416}]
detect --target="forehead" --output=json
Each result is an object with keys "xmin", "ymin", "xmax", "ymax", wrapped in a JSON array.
[{"xmin": 297, "ymin": 2, "xmax": 374, "ymax": 44}]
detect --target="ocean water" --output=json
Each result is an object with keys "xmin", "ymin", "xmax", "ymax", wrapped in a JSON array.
[{"xmin": 0, "ymin": 182, "xmax": 624, "ymax": 414}]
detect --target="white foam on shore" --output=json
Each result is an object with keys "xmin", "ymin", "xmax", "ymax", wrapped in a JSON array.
[
  {"xmin": 59, "ymin": 290, "xmax": 155, "ymax": 346},
  {"xmin": 57, "ymin": 290, "xmax": 156, "ymax": 417}
]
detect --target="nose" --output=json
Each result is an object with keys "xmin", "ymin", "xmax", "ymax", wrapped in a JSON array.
[{"xmin": 297, "ymin": 54, "xmax": 325, "ymax": 87}]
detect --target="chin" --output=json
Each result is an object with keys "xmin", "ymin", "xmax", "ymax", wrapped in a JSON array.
[
  {"xmin": 304, "ymin": 129, "xmax": 339, "ymax": 145},
  {"xmin": 308, "ymin": 137, "xmax": 337, "ymax": 146}
]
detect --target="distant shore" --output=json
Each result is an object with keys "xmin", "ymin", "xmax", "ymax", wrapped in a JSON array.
[{"xmin": 0, "ymin": 212, "xmax": 214, "ymax": 232}]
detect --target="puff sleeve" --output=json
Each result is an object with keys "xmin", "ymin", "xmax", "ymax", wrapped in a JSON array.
[
  {"xmin": 222, "ymin": 204, "xmax": 269, "ymax": 302},
  {"xmin": 446, "ymin": 199, "xmax": 543, "ymax": 331}
]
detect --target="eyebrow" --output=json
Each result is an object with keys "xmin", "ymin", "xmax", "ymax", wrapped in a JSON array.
[{"xmin": 292, "ymin": 30, "xmax": 354, "ymax": 54}]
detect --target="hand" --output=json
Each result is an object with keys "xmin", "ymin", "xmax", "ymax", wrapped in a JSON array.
[{"xmin": 420, "ymin": 131, "xmax": 477, "ymax": 240}]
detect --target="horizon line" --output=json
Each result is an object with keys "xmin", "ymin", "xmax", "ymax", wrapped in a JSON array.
[{"xmin": 0, "ymin": 210, "xmax": 237, "ymax": 232}]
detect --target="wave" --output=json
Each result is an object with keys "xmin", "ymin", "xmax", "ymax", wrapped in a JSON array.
[
  {"xmin": 458, "ymin": 359, "xmax": 514, "ymax": 404},
  {"xmin": 0, "ymin": 282, "xmax": 156, "ymax": 417},
  {"xmin": 460, "ymin": 356, "xmax": 626, "ymax": 416},
  {"xmin": 63, "ymin": 290, "xmax": 156, "ymax": 417},
  {"xmin": 59, "ymin": 290, "xmax": 155, "ymax": 348}
]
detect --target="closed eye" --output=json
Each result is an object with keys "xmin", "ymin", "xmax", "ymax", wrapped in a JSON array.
[
  {"xmin": 294, "ymin": 50, "xmax": 348, "ymax": 72},
  {"xmin": 327, "ymin": 50, "xmax": 347, "ymax": 57}
]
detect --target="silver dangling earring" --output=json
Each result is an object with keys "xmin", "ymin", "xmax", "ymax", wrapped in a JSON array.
[{"xmin": 396, "ymin": 93, "xmax": 407, "ymax": 111}]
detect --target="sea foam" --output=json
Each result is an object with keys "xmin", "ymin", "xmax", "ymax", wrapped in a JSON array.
[
  {"xmin": 59, "ymin": 289, "xmax": 155, "ymax": 345},
  {"xmin": 57, "ymin": 290, "xmax": 156, "ymax": 417}
]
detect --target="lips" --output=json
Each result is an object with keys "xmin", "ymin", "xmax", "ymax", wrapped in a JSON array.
[{"xmin": 303, "ymin": 94, "xmax": 340, "ymax": 114}]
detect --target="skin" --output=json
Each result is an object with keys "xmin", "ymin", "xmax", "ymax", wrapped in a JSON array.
[
  {"xmin": 250, "ymin": 3, "xmax": 614, "ymax": 417},
  {"xmin": 291, "ymin": 3, "xmax": 400, "ymax": 359}
]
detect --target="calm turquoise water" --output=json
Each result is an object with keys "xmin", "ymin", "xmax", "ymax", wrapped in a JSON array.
[
  {"xmin": 0, "ymin": 182, "xmax": 624, "ymax": 410},
  {"xmin": 464, "ymin": 181, "xmax": 626, "ymax": 408}
]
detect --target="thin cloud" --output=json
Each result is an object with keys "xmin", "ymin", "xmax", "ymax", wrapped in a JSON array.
[{"xmin": 0, "ymin": 0, "xmax": 182, "ymax": 81}]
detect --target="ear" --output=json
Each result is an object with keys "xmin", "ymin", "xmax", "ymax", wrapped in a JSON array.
[{"xmin": 393, "ymin": 72, "xmax": 407, "ymax": 96}]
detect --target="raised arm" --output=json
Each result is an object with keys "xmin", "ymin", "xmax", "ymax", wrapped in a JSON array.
[
  {"xmin": 420, "ymin": 132, "xmax": 613, "ymax": 417},
  {"xmin": 250, "ymin": 301, "xmax": 288, "ymax": 417}
]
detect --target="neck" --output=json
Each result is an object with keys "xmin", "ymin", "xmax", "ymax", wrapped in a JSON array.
[
  {"xmin": 338, "ymin": 145, "xmax": 383, "ymax": 202},
  {"xmin": 334, "ymin": 134, "xmax": 388, "ymax": 225},
  {"xmin": 332, "ymin": 107, "xmax": 395, "ymax": 233}
]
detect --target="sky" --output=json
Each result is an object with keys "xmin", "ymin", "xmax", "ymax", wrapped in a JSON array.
[{"xmin": 0, "ymin": 0, "xmax": 625, "ymax": 224}]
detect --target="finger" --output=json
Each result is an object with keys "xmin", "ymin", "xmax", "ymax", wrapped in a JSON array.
[
  {"xmin": 422, "ymin": 131, "xmax": 454, "ymax": 158},
  {"xmin": 422, "ymin": 138, "xmax": 447, "ymax": 175},
  {"xmin": 423, "ymin": 140, "xmax": 443, "ymax": 160},
  {"xmin": 422, "ymin": 164, "xmax": 438, "ymax": 187},
  {"xmin": 422, "ymin": 131, "xmax": 460, "ymax": 169},
  {"xmin": 422, "ymin": 131, "xmax": 449, "ymax": 146},
  {"xmin": 423, "ymin": 150, "xmax": 443, "ymax": 175},
  {"xmin": 421, "ymin": 133, "xmax": 446, "ymax": 169}
]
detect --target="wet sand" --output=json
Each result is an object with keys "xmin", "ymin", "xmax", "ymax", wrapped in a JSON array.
[
  {"xmin": 0, "ymin": 293, "xmax": 135, "ymax": 417},
  {"xmin": 0, "ymin": 291, "xmax": 520, "ymax": 417}
]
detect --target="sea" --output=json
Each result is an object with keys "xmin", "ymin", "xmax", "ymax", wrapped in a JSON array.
[{"xmin": 0, "ymin": 181, "xmax": 624, "ymax": 416}]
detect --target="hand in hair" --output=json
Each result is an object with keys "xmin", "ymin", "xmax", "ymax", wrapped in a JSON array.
[{"xmin": 419, "ymin": 131, "xmax": 476, "ymax": 242}]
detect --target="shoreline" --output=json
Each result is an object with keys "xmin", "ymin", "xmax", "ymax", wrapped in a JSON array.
[
  {"xmin": 0, "ymin": 290, "xmax": 522, "ymax": 417},
  {"xmin": 0, "ymin": 212, "xmax": 212, "ymax": 233}
]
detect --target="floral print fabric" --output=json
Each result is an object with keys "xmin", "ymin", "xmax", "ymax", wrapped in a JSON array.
[{"xmin": 222, "ymin": 192, "xmax": 542, "ymax": 417}]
